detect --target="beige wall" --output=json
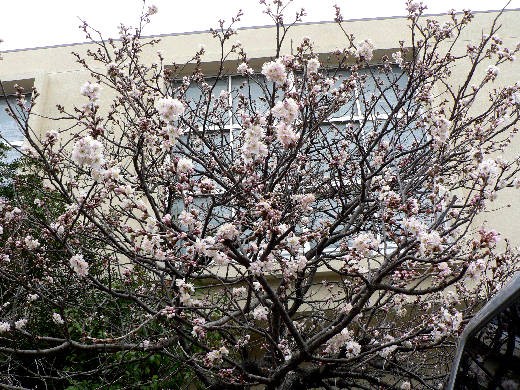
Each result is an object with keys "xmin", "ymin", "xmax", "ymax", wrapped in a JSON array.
[{"xmin": 1, "ymin": 9, "xmax": 519, "ymax": 241}]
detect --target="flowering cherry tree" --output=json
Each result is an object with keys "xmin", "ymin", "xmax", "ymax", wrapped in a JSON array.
[{"xmin": 1, "ymin": 1, "xmax": 520, "ymax": 388}]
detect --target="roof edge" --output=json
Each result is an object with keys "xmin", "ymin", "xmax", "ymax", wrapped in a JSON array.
[{"xmin": 1, "ymin": 7, "xmax": 519, "ymax": 54}]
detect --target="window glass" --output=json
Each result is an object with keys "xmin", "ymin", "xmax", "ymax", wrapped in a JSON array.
[
  {"xmin": 231, "ymin": 75, "xmax": 269, "ymax": 115},
  {"xmin": 323, "ymin": 69, "xmax": 358, "ymax": 120},
  {"xmin": 357, "ymin": 65, "xmax": 409, "ymax": 117},
  {"xmin": 183, "ymin": 77, "xmax": 230, "ymax": 128},
  {"xmin": 0, "ymin": 95, "xmax": 28, "ymax": 163}
]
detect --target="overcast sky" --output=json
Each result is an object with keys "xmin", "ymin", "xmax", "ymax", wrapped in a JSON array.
[{"xmin": 1, "ymin": 0, "xmax": 519, "ymax": 51}]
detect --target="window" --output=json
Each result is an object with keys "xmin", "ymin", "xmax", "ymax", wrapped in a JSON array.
[
  {"xmin": 170, "ymin": 65, "xmax": 419, "ymax": 256},
  {"xmin": 0, "ymin": 94, "xmax": 29, "ymax": 163}
]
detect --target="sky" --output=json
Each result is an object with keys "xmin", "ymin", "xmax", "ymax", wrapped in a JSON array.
[{"xmin": 0, "ymin": 0, "xmax": 519, "ymax": 51}]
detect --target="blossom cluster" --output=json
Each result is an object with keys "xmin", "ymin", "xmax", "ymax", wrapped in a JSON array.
[
  {"xmin": 69, "ymin": 254, "xmax": 89, "ymax": 277},
  {"xmin": 430, "ymin": 115, "xmax": 451, "ymax": 146},
  {"xmin": 356, "ymin": 39, "xmax": 375, "ymax": 61},
  {"xmin": 261, "ymin": 59, "xmax": 287, "ymax": 85},
  {"xmin": 156, "ymin": 97, "xmax": 185, "ymax": 122},
  {"xmin": 324, "ymin": 328, "xmax": 361, "ymax": 357},
  {"xmin": 71, "ymin": 135, "xmax": 105, "ymax": 173},
  {"xmin": 80, "ymin": 81, "xmax": 101, "ymax": 101},
  {"xmin": 241, "ymin": 121, "xmax": 268, "ymax": 163}
]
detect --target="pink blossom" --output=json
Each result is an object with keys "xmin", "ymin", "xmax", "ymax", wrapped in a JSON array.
[
  {"xmin": 261, "ymin": 59, "xmax": 287, "ymax": 85},
  {"xmin": 70, "ymin": 254, "xmax": 89, "ymax": 277},
  {"xmin": 418, "ymin": 231, "xmax": 442, "ymax": 255},
  {"xmin": 147, "ymin": 4, "xmax": 158, "ymax": 15},
  {"xmin": 253, "ymin": 305, "xmax": 268, "ymax": 321},
  {"xmin": 306, "ymin": 57, "xmax": 320, "ymax": 75},
  {"xmin": 177, "ymin": 158, "xmax": 194, "ymax": 174},
  {"xmin": 237, "ymin": 62, "xmax": 253, "ymax": 76},
  {"xmin": 352, "ymin": 232, "xmax": 379, "ymax": 256},
  {"xmin": 356, "ymin": 39, "xmax": 375, "ymax": 61},
  {"xmin": 272, "ymin": 98, "xmax": 299, "ymax": 123},
  {"xmin": 80, "ymin": 81, "xmax": 101, "ymax": 101},
  {"xmin": 156, "ymin": 97, "xmax": 185, "ymax": 122},
  {"xmin": 241, "ymin": 124, "xmax": 268, "ymax": 162},
  {"xmin": 275, "ymin": 122, "xmax": 298, "ymax": 148}
]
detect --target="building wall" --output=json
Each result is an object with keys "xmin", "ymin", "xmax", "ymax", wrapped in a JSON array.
[{"xmin": 1, "ymin": 9, "xmax": 519, "ymax": 241}]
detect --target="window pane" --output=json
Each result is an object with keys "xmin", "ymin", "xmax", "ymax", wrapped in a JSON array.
[
  {"xmin": 323, "ymin": 69, "xmax": 358, "ymax": 120},
  {"xmin": 231, "ymin": 75, "xmax": 270, "ymax": 117},
  {"xmin": 176, "ymin": 128, "xmax": 234, "ymax": 173},
  {"xmin": 0, "ymin": 95, "xmax": 29, "ymax": 163},
  {"xmin": 357, "ymin": 65, "xmax": 408, "ymax": 118},
  {"xmin": 182, "ymin": 77, "xmax": 230, "ymax": 128}
]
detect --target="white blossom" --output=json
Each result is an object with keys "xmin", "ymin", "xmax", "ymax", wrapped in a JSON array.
[
  {"xmin": 24, "ymin": 236, "xmax": 40, "ymax": 250},
  {"xmin": 14, "ymin": 318, "xmax": 27, "ymax": 330},
  {"xmin": 175, "ymin": 279, "xmax": 195, "ymax": 305},
  {"xmin": 204, "ymin": 346, "xmax": 229, "ymax": 366},
  {"xmin": 356, "ymin": 39, "xmax": 375, "ymax": 61},
  {"xmin": 27, "ymin": 294, "xmax": 38, "ymax": 302},
  {"xmin": 392, "ymin": 51, "xmax": 405, "ymax": 67},
  {"xmin": 486, "ymin": 65, "xmax": 499, "ymax": 80},
  {"xmin": 352, "ymin": 232, "xmax": 379, "ymax": 256},
  {"xmin": 71, "ymin": 136, "xmax": 105, "ymax": 172},
  {"xmin": 253, "ymin": 305, "xmax": 269, "ymax": 321},
  {"xmin": 324, "ymin": 328, "xmax": 360, "ymax": 357},
  {"xmin": 306, "ymin": 57, "xmax": 320, "ymax": 75},
  {"xmin": 237, "ymin": 62, "xmax": 253, "ymax": 76},
  {"xmin": 216, "ymin": 223, "xmax": 239, "ymax": 240},
  {"xmin": 0, "ymin": 322, "xmax": 10, "ymax": 333},
  {"xmin": 70, "ymin": 254, "xmax": 89, "ymax": 277},
  {"xmin": 52, "ymin": 313, "xmax": 64, "ymax": 325},
  {"xmin": 430, "ymin": 115, "xmax": 451, "ymax": 145},
  {"xmin": 232, "ymin": 287, "xmax": 247, "ymax": 297},
  {"xmin": 177, "ymin": 158, "xmax": 194, "ymax": 174},
  {"xmin": 478, "ymin": 158, "xmax": 500, "ymax": 178},
  {"xmin": 261, "ymin": 59, "xmax": 287, "ymax": 85},
  {"xmin": 156, "ymin": 97, "xmax": 185, "ymax": 122},
  {"xmin": 80, "ymin": 81, "xmax": 101, "ymax": 101},
  {"xmin": 401, "ymin": 381, "xmax": 412, "ymax": 390}
]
